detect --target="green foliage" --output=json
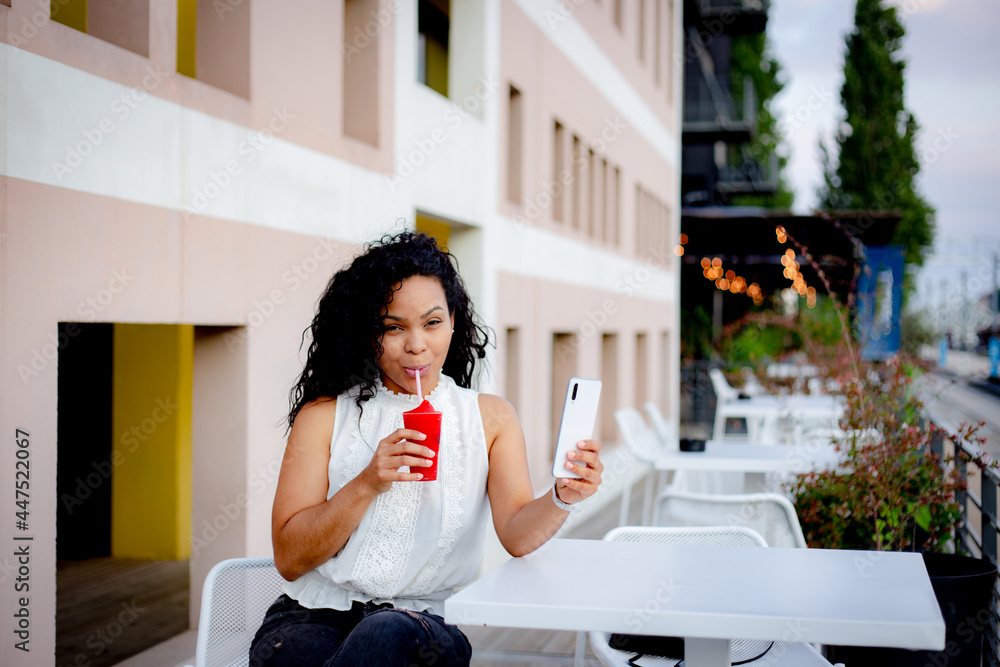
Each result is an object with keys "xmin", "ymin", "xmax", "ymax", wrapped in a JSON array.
[
  {"xmin": 900, "ymin": 308, "xmax": 938, "ymax": 357},
  {"xmin": 789, "ymin": 357, "xmax": 989, "ymax": 552},
  {"xmin": 818, "ymin": 0, "xmax": 935, "ymax": 267},
  {"xmin": 721, "ymin": 319, "xmax": 802, "ymax": 364},
  {"xmin": 681, "ymin": 305, "xmax": 714, "ymax": 360},
  {"xmin": 729, "ymin": 32, "xmax": 795, "ymax": 209}
]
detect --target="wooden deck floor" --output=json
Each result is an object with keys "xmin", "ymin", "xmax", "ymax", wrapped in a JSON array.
[{"xmin": 56, "ymin": 557, "xmax": 189, "ymax": 667}]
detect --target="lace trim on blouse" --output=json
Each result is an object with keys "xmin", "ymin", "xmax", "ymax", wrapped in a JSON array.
[{"xmin": 338, "ymin": 376, "xmax": 463, "ymax": 598}]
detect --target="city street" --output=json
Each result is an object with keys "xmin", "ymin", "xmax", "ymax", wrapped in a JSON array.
[{"xmin": 917, "ymin": 350, "xmax": 1000, "ymax": 459}]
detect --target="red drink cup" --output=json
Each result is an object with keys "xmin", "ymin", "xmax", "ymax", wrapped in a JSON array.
[{"xmin": 403, "ymin": 399, "xmax": 441, "ymax": 481}]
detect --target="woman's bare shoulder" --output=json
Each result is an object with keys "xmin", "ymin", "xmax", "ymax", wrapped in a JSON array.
[{"xmin": 288, "ymin": 398, "xmax": 338, "ymax": 447}]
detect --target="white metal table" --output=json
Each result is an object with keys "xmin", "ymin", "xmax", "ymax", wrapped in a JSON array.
[
  {"xmin": 714, "ymin": 395, "xmax": 843, "ymax": 442},
  {"xmin": 446, "ymin": 539, "xmax": 944, "ymax": 667},
  {"xmin": 654, "ymin": 440, "xmax": 844, "ymax": 493}
]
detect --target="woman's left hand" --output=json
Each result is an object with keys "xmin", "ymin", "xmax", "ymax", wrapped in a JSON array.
[{"xmin": 555, "ymin": 439, "xmax": 603, "ymax": 506}]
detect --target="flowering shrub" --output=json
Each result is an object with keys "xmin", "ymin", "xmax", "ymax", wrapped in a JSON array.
[{"xmin": 789, "ymin": 356, "xmax": 990, "ymax": 552}]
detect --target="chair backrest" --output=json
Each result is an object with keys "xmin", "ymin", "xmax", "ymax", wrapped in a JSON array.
[
  {"xmin": 613, "ymin": 407, "xmax": 662, "ymax": 463},
  {"xmin": 642, "ymin": 402, "xmax": 676, "ymax": 450},
  {"xmin": 708, "ymin": 368, "xmax": 739, "ymax": 403},
  {"xmin": 196, "ymin": 557, "xmax": 286, "ymax": 667},
  {"xmin": 604, "ymin": 524, "xmax": 768, "ymax": 548},
  {"xmin": 653, "ymin": 490, "xmax": 808, "ymax": 549}
]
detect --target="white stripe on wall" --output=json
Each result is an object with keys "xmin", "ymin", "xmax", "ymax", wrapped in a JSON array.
[{"xmin": 2, "ymin": 43, "xmax": 673, "ymax": 302}]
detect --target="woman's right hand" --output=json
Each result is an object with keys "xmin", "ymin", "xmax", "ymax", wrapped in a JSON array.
[{"xmin": 359, "ymin": 428, "xmax": 435, "ymax": 495}]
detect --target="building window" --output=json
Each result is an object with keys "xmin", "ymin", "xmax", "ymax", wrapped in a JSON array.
[
  {"xmin": 50, "ymin": 0, "xmax": 150, "ymax": 57},
  {"xmin": 344, "ymin": 0, "xmax": 380, "ymax": 146},
  {"xmin": 587, "ymin": 149, "xmax": 597, "ymax": 237},
  {"xmin": 635, "ymin": 184, "xmax": 645, "ymax": 254},
  {"xmin": 553, "ymin": 120, "xmax": 566, "ymax": 223},
  {"xmin": 507, "ymin": 85, "xmax": 523, "ymax": 204},
  {"xmin": 177, "ymin": 0, "xmax": 251, "ymax": 99},
  {"xmin": 600, "ymin": 158, "xmax": 609, "ymax": 241},
  {"xmin": 666, "ymin": 0, "xmax": 675, "ymax": 101},
  {"xmin": 418, "ymin": 0, "xmax": 449, "ymax": 97},
  {"xmin": 637, "ymin": 0, "xmax": 646, "ymax": 63},
  {"xmin": 552, "ymin": 333, "xmax": 579, "ymax": 459},
  {"xmin": 660, "ymin": 330, "xmax": 671, "ymax": 418},
  {"xmin": 609, "ymin": 165, "xmax": 620, "ymax": 245},
  {"xmin": 635, "ymin": 332, "xmax": 648, "ymax": 406},
  {"xmin": 506, "ymin": 328, "xmax": 521, "ymax": 413},
  {"xmin": 654, "ymin": 0, "xmax": 661, "ymax": 85},
  {"xmin": 571, "ymin": 135, "xmax": 583, "ymax": 232},
  {"xmin": 601, "ymin": 334, "xmax": 618, "ymax": 443}
]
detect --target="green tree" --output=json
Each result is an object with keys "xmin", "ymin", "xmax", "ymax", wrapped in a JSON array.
[
  {"xmin": 818, "ymin": 0, "xmax": 934, "ymax": 267},
  {"xmin": 730, "ymin": 32, "xmax": 794, "ymax": 209}
]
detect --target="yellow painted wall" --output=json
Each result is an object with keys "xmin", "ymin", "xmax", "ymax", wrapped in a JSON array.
[
  {"xmin": 50, "ymin": 0, "xmax": 87, "ymax": 33},
  {"xmin": 416, "ymin": 215, "xmax": 451, "ymax": 252},
  {"xmin": 177, "ymin": 0, "xmax": 197, "ymax": 78},
  {"xmin": 112, "ymin": 324, "xmax": 193, "ymax": 560}
]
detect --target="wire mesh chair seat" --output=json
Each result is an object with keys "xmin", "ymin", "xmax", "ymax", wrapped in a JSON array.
[
  {"xmin": 195, "ymin": 557, "xmax": 285, "ymax": 667},
  {"xmin": 652, "ymin": 489, "xmax": 807, "ymax": 549},
  {"xmin": 588, "ymin": 526, "xmax": 834, "ymax": 667}
]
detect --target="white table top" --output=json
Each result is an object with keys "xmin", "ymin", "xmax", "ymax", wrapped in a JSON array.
[
  {"xmin": 446, "ymin": 539, "xmax": 944, "ymax": 651},
  {"xmin": 720, "ymin": 396, "xmax": 843, "ymax": 415},
  {"xmin": 654, "ymin": 441, "xmax": 843, "ymax": 473}
]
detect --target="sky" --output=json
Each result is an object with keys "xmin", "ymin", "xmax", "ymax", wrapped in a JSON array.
[{"xmin": 767, "ymin": 0, "xmax": 1000, "ymax": 326}]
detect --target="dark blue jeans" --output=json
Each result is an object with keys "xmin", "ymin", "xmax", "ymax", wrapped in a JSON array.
[{"xmin": 248, "ymin": 594, "xmax": 472, "ymax": 667}]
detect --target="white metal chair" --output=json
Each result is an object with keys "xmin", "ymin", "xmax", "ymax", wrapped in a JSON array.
[
  {"xmin": 709, "ymin": 368, "xmax": 772, "ymax": 442},
  {"xmin": 588, "ymin": 526, "xmax": 835, "ymax": 666},
  {"xmin": 642, "ymin": 402, "xmax": 676, "ymax": 449},
  {"xmin": 652, "ymin": 489, "xmax": 807, "ymax": 549},
  {"xmin": 615, "ymin": 407, "xmax": 665, "ymax": 526},
  {"xmin": 194, "ymin": 557, "xmax": 286, "ymax": 667}
]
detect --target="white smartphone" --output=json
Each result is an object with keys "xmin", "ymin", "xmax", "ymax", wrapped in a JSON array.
[{"xmin": 551, "ymin": 377, "xmax": 602, "ymax": 479}]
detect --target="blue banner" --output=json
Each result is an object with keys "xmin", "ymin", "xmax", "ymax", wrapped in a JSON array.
[
  {"xmin": 990, "ymin": 337, "xmax": 999, "ymax": 378},
  {"xmin": 858, "ymin": 246, "xmax": 905, "ymax": 361}
]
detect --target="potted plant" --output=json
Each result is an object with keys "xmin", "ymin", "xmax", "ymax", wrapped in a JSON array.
[{"xmin": 788, "ymin": 355, "xmax": 997, "ymax": 666}]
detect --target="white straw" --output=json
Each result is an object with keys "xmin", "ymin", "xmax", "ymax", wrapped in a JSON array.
[{"xmin": 415, "ymin": 371, "xmax": 422, "ymax": 401}]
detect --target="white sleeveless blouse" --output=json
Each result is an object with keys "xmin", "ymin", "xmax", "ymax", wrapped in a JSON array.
[{"xmin": 283, "ymin": 374, "xmax": 491, "ymax": 616}]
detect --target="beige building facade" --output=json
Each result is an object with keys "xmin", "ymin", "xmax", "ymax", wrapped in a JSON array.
[{"xmin": 0, "ymin": 0, "xmax": 680, "ymax": 663}]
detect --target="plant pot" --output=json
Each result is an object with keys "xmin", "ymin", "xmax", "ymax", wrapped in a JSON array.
[{"xmin": 825, "ymin": 552, "xmax": 996, "ymax": 666}]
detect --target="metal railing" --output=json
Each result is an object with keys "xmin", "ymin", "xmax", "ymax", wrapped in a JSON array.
[{"xmin": 926, "ymin": 405, "xmax": 1000, "ymax": 665}]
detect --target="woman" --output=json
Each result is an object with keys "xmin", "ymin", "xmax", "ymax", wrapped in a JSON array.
[{"xmin": 249, "ymin": 232, "xmax": 603, "ymax": 666}]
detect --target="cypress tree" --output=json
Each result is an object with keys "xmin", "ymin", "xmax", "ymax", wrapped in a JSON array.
[{"xmin": 819, "ymin": 0, "xmax": 934, "ymax": 267}]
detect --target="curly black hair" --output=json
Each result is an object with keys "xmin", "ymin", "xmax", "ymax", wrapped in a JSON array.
[{"xmin": 286, "ymin": 232, "xmax": 491, "ymax": 429}]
